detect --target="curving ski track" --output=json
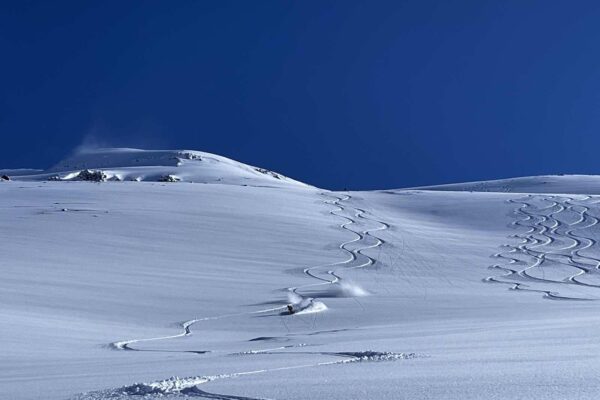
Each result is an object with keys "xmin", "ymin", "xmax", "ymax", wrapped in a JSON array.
[
  {"xmin": 486, "ymin": 194, "xmax": 600, "ymax": 300},
  {"xmin": 89, "ymin": 192, "xmax": 397, "ymax": 399},
  {"xmin": 287, "ymin": 193, "xmax": 389, "ymax": 304}
]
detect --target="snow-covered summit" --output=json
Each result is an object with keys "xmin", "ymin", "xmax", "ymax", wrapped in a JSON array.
[{"xmin": 8, "ymin": 148, "xmax": 310, "ymax": 187}]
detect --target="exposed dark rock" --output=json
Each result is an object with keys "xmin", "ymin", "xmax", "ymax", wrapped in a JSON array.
[
  {"xmin": 74, "ymin": 169, "xmax": 107, "ymax": 182},
  {"xmin": 255, "ymin": 168, "xmax": 281, "ymax": 180},
  {"xmin": 158, "ymin": 175, "xmax": 180, "ymax": 182}
]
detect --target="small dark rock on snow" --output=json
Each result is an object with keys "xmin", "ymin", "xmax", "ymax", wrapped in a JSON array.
[
  {"xmin": 75, "ymin": 169, "xmax": 107, "ymax": 182},
  {"xmin": 158, "ymin": 175, "xmax": 181, "ymax": 182},
  {"xmin": 255, "ymin": 168, "xmax": 281, "ymax": 180},
  {"xmin": 179, "ymin": 151, "xmax": 202, "ymax": 161},
  {"xmin": 0, "ymin": 174, "xmax": 10, "ymax": 181}
]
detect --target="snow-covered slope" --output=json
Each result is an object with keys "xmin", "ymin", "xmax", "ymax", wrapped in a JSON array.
[
  {"xmin": 414, "ymin": 174, "xmax": 600, "ymax": 194},
  {"xmin": 8, "ymin": 148, "xmax": 309, "ymax": 187},
  {"xmin": 4, "ymin": 154, "xmax": 600, "ymax": 400}
]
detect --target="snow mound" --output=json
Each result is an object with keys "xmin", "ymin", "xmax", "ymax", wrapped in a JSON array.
[
  {"xmin": 119, "ymin": 376, "xmax": 211, "ymax": 395},
  {"xmin": 8, "ymin": 148, "xmax": 310, "ymax": 187},
  {"xmin": 413, "ymin": 174, "xmax": 600, "ymax": 195},
  {"xmin": 70, "ymin": 376, "xmax": 212, "ymax": 399},
  {"xmin": 335, "ymin": 351, "xmax": 420, "ymax": 363}
]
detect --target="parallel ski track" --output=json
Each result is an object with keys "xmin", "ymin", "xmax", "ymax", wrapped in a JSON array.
[
  {"xmin": 486, "ymin": 194, "xmax": 600, "ymax": 300},
  {"xmin": 288, "ymin": 193, "xmax": 389, "ymax": 299}
]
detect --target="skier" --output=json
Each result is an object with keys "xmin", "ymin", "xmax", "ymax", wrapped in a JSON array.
[{"xmin": 287, "ymin": 304, "xmax": 295, "ymax": 314}]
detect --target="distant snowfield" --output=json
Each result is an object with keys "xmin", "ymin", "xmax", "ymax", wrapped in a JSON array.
[
  {"xmin": 414, "ymin": 174, "xmax": 600, "ymax": 194},
  {"xmin": 3, "ymin": 149, "xmax": 600, "ymax": 399}
]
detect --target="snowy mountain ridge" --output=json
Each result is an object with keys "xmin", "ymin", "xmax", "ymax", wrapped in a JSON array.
[
  {"xmin": 4, "ymin": 147, "xmax": 600, "ymax": 194},
  {"xmin": 2, "ymin": 147, "xmax": 309, "ymax": 187}
]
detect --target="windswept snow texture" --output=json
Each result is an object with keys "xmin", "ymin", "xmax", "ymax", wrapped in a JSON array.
[{"xmin": 3, "ymin": 155, "xmax": 600, "ymax": 399}]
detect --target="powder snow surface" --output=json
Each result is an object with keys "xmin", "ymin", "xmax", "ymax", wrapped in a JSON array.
[{"xmin": 3, "ymin": 149, "xmax": 600, "ymax": 399}]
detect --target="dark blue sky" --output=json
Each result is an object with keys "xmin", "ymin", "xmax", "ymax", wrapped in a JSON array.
[{"xmin": 2, "ymin": 1, "xmax": 600, "ymax": 189}]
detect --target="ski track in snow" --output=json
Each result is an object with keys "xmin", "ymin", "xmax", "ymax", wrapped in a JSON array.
[
  {"xmin": 287, "ymin": 193, "xmax": 390, "ymax": 304},
  {"xmin": 78, "ymin": 192, "xmax": 411, "ymax": 399},
  {"xmin": 486, "ymin": 194, "xmax": 600, "ymax": 300},
  {"xmin": 75, "ymin": 351, "xmax": 420, "ymax": 399}
]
